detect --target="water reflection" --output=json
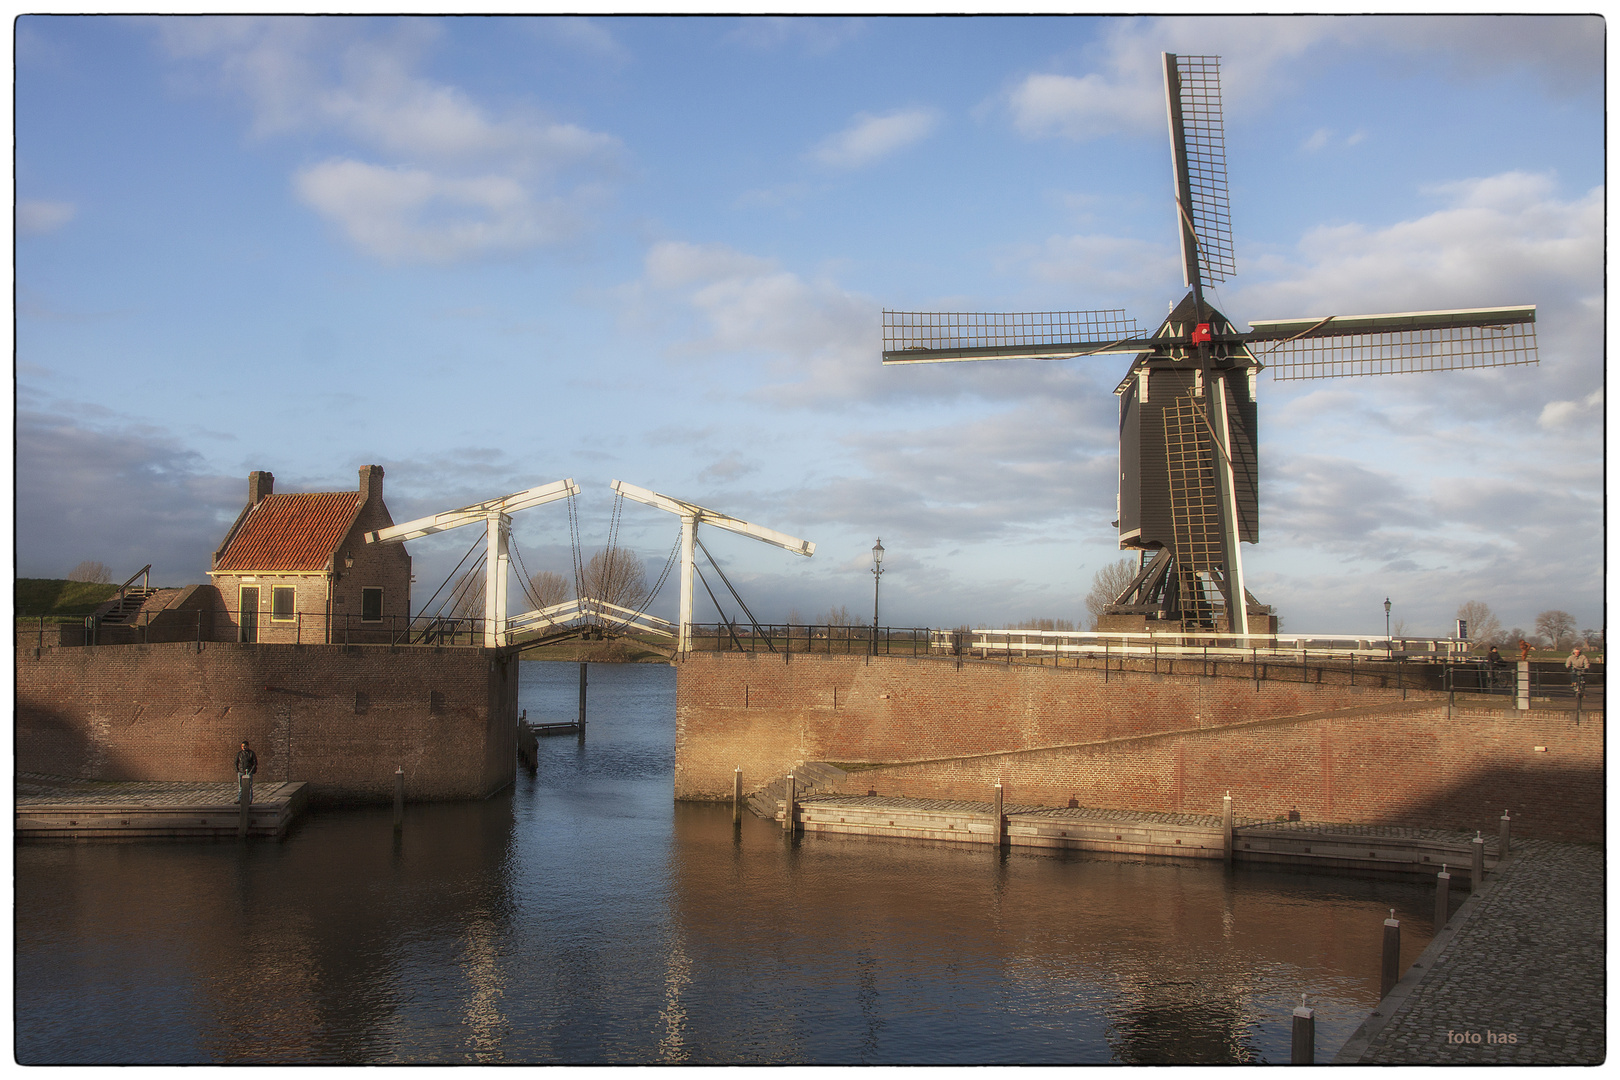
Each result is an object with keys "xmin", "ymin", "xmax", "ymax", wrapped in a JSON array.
[{"xmin": 15, "ymin": 661, "xmax": 1432, "ymax": 1064}]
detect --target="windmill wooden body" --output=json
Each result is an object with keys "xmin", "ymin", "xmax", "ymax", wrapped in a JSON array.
[{"xmin": 882, "ymin": 53, "xmax": 1537, "ymax": 635}]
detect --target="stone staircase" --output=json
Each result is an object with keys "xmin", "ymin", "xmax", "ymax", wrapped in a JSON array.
[
  {"xmin": 745, "ymin": 761, "xmax": 848, "ymax": 821},
  {"xmin": 95, "ymin": 588, "xmax": 160, "ymax": 625}
]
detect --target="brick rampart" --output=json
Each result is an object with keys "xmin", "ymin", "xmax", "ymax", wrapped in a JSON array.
[
  {"xmin": 16, "ymin": 642, "xmax": 519, "ymax": 804},
  {"xmin": 674, "ymin": 652, "xmax": 1602, "ymax": 842}
]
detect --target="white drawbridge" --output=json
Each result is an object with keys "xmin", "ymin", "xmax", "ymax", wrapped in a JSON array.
[
  {"xmin": 364, "ymin": 479, "xmax": 580, "ymax": 647},
  {"xmin": 611, "ymin": 479, "xmax": 815, "ymax": 653}
]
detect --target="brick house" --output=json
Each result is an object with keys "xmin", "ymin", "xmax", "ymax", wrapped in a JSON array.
[{"xmin": 207, "ymin": 465, "xmax": 411, "ymax": 643}]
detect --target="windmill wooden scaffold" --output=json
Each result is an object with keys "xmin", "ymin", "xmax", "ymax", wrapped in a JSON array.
[{"xmin": 882, "ymin": 53, "xmax": 1538, "ymax": 635}]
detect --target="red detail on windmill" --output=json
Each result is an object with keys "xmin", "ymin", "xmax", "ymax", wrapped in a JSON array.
[{"xmin": 1192, "ymin": 323, "xmax": 1213, "ymax": 344}]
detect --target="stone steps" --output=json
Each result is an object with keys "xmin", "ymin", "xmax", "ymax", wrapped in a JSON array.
[{"xmin": 745, "ymin": 761, "xmax": 848, "ymax": 821}]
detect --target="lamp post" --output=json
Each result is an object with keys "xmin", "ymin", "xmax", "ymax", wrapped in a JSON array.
[
  {"xmin": 871, "ymin": 538, "xmax": 884, "ymax": 655},
  {"xmin": 1384, "ymin": 597, "xmax": 1392, "ymax": 655}
]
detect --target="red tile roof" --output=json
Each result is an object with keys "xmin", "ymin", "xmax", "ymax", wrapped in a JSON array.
[{"xmin": 214, "ymin": 492, "xmax": 364, "ymax": 572}]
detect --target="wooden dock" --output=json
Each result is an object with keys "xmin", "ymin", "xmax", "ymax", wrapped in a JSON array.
[
  {"xmin": 784, "ymin": 794, "xmax": 1499, "ymax": 883},
  {"xmin": 16, "ymin": 774, "xmax": 309, "ymax": 840}
]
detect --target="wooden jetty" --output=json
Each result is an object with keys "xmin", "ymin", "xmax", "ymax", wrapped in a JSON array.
[
  {"xmin": 776, "ymin": 791, "xmax": 1500, "ymax": 884},
  {"xmin": 16, "ymin": 774, "xmax": 308, "ymax": 840}
]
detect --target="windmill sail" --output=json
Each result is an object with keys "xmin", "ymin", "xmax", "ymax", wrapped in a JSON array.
[
  {"xmin": 1247, "ymin": 306, "xmax": 1537, "ymax": 381},
  {"xmin": 1165, "ymin": 53, "xmax": 1235, "ymax": 288},
  {"xmin": 882, "ymin": 309, "xmax": 1142, "ymax": 363}
]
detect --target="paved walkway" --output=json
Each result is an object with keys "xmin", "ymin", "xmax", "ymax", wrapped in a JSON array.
[{"xmin": 1337, "ymin": 838, "xmax": 1605, "ymax": 1064}]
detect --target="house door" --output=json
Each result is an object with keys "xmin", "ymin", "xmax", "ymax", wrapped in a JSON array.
[{"xmin": 240, "ymin": 586, "xmax": 259, "ymax": 643}]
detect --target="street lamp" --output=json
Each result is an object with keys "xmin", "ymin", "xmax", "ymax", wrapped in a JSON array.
[
  {"xmin": 871, "ymin": 538, "xmax": 884, "ymax": 655},
  {"xmin": 1384, "ymin": 598, "xmax": 1392, "ymax": 655}
]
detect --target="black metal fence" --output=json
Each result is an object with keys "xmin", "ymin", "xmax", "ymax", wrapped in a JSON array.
[
  {"xmin": 688, "ymin": 623, "xmax": 932, "ymax": 656},
  {"xmin": 46, "ymin": 610, "xmax": 497, "ymax": 648}
]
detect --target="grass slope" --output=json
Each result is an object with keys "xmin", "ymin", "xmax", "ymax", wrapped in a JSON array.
[{"xmin": 15, "ymin": 579, "xmax": 121, "ymax": 616}]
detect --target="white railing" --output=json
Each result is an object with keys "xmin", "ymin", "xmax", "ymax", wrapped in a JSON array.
[{"xmin": 933, "ymin": 628, "xmax": 1474, "ymax": 663}]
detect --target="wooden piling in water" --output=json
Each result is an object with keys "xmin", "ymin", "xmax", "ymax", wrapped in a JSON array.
[
  {"xmin": 393, "ymin": 767, "xmax": 404, "ymax": 830},
  {"xmin": 578, "ymin": 663, "xmax": 587, "ymax": 743},
  {"xmin": 992, "ymin": 782, "xmax": 1005, "ymax": 848},
  {"xmin": 1380, "ymin": 910, "xmax": 1401, "ymax": 999},
  {"xmin": 783, "ymin": 773, "xmax": 796, "ymax": 833},
  {"xmin": 1222, "ymin": 791, "xmax": 1234, "ymax": 866},
  {"xmin": 1291, "ymin": 995, "xmax": 1315, "ymax": 1064},
  {"xmin": 733, "ymin": 767, "xmax": 742, "ymax": 825},
  {"xmin": 1434, "ymin": 865, "xmax": 1451, "ymax": 930},
  {"xmin": 237, "ymin": 776, "xmax": 250, "ymax": 838}
]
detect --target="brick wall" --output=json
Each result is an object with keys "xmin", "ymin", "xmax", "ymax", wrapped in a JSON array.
[
  {"xmin": 16, "ymin": 641, "xmax": 518, "ymax": 804},
  {"xmin": 675, "ymin": 652, "xmax": 1602, "ymax": 842}
]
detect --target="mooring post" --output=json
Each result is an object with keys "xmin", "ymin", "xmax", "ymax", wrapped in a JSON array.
[
  {"xmin": 1471, "ymin": 830, "xmax": 1485, "ymax": 890},
  {"xmin": 578, "ymin": 662, "xmax": 588, "ymax": 742},
  {"xmin": 394, "ymin": 767, "xmax": 405, "ymax": 830},
  {"xmin": 992, "ymin": 782, "xmax": 1005, "ymax": 849},
  {"xmin": 783, "ymin": 773, "xmax": 796, "ymax": 833},
  {"xmin": 1434, "ymin": 864, "xmax": 1451, "ymax": 930},
  {"xmin": 1499, "ymin": 809, "xmax": 1511, "ymax": 857},
  {"xmin": 1380, "ymin": 909, "xmax": 1401, "ymax": 999},
  {"xmin": 237, "ymin": 774, "xmax": 251, "ymax": 838},
  {"xmin": 1222, "ymin": 790, "xmax": 1234, "ymax": 866},
  {"xmin": 1291, "ymin": 994, "xmax": 1315, "ymax": 1065},
  {"xmin": 733, "ymin": 767, "xmax": 743, "ymax": 826}
]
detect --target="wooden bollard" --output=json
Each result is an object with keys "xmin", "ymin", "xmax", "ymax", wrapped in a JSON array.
[
  {"xmin": 1222, "ymin": 790, "xmax": 1234, "ymax": 866},
  {"xmin": 1380, "ymin": 910, "xmax": 1401, "ymax": 999},
  {"xmin": 1499, "ymin": 809, "xmax": 1511, "ymax": 857},
  {"xmin": 1434, "ymin": 865, "xmax": 1451, "ymax": 930},
  {"xmin": 783, "ymin": 773, "xmax": 796, "ymax": 833},
  {"xmin": 577, "ymin": 662, "xmax": 588, "ymax": 743},
  {"xmin": 237, "ymin": 775, "xmax": 250, "ymax": 838},
  {"xmin": 1291, "ymin": 994, "xmax": 1315, "ymax": 1064},
  {"xmin": 1471, "ymin": 830, "xmax": 1486, "ymax": 890},
  {"xmin": 992, "ymin": 782, "xmax": 1005, "ymax": 848},
  {"xmin": 393, "ymin": 767, "xmax": 405, "ymax": 830},
  {"xmin": 733, "ymin": 768, "xmax": 742, "ymax": 825}
]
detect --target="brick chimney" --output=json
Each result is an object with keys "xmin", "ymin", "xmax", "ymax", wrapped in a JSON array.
[
  {"xmin": 248, "ymin": 470, "xmax": 274, "ymax": 505},
  {"xmin": 359, "ymin": 464, "xmax": 384, "ymax": 504}
]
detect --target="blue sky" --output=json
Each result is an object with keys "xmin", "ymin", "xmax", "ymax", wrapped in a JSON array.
[{"xmin": 15, "ymin": 15, "xmax": 1605, "ymax": 638}]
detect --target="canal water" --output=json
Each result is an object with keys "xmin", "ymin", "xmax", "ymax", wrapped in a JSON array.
[{"xmin": 15, "ymin": 661, "xmax": 1437, "ymax": 1064}]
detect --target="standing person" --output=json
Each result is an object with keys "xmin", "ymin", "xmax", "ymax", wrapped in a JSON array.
[
  {"xmin": 1566, "ymin": 645, "xmax": 1591, "ymax": 693},
  {"xmin": 1487, "ymin": 645, "xmax": 1502, "ymax": 667},
  {"xmin": 235, "ymin": 740, "xmax": 258, "ymax": 806}
]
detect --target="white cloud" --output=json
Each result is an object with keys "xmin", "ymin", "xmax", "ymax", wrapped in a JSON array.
[
  {"xmin": 811, "ymin": 108, "xmax": 941, "ymax": 169},
  {"xmin": 1302, "ymin": 127, "xmax": 1331, "ymax": 152},
  {"xmin": 1237, "ymin": 173, "xmax": 1602, "ymax": 331},
  {"xmin": 1003, "ymin": 15, "xmax": 1601, "ymax": 144},
  {"xmin": 1538, "ymin": 386, "xmax": 1602, "ymax": 430},
  {"xmin": 1008, "ymin": 71, "xmax": 1162, "ymax": 141},
  {"xmin": 17, "ymin": 199, "xmax": 76, "ymax": 234},
  {"xmin": 294, "ymin": 159, "xmax": 590, "ymax": 263},
  {"xmin": 156, "ymin": 16, "xmax": 620, "ymax": 263}
]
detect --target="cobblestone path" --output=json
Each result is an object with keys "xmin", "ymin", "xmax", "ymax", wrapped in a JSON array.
[{"xmin": 1341, "ymin": 839, "xmax": 1604, "ymax": 1064}]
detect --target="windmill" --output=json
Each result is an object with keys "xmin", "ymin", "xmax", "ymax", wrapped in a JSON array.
[{"xmin": 882, "ymin": 53, "xmax": 1537, "ymax": 636}]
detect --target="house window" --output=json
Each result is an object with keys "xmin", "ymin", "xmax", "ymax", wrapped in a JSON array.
[
  {"xmin": 271, "ymin": 586, "xmax": 296, "ymax": 622},
  {"xmin": 362, "ymin": 587, "xmax": 383, "ymax": 622}
]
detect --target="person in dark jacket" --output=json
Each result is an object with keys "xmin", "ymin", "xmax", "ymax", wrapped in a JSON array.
[{"xmin": 235, "ymin": 741, "xmax": 258, "ymax": 805}]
